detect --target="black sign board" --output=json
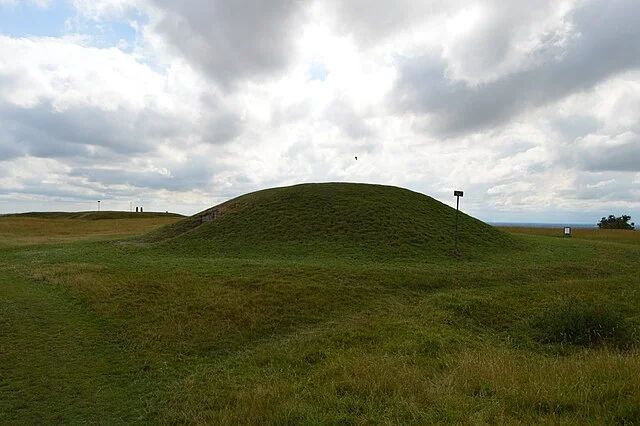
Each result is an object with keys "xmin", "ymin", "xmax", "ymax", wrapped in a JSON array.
[{"xmin": 453, "ymin": 190, "xmax": 464, "ymax": 257}]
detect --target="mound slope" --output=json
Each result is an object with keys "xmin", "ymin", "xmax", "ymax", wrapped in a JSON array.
[{"xmin": 146, "ymin": 183, "xmax": 518, "ymax": 259}]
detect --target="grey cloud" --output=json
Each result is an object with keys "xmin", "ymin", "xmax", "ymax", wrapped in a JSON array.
[
  {"xmin": 70, "ymin": 156, "xmax": 215, "ymax": 192},
  {"xmin": 0, "ymin": 101, "xmax": 172, "ymax": 158},
  {"xmin": 271, "ymin": 100, "xmax": 312, "ymax": 128},
  {"xmin": 526, "ymin": 162, "xmax": 550, "ymax": 175},
  {"xmin": 2, "ymin": 184, "xmax": 103, "ymax": 201},
  {"xmin": 70, "ymin": 167, "xmax": 182, "ymax": 191},
  {"xmin": 562, "ymin": 172, "xmax": 638, "ymax": 202},
  {"xmin": 552, "ymin": 115, "xmax": 601, "ymax": 142},
  {"xmin": 200, "ymin": 94, "xmax": 243, "ymax": 144},
  {"xmin": 440, "ymin": 0, "xmax": 565, "ymax": 81},
  {"xmin": 203, "ymin": 118, "xmax": 241, "ymax": 145},
  {"xmin": 494, "ymin": 143, "xmax": 551, "ymax": 174},
  {"xmin": 1, "ymin": 177, "xmax": 158, "ymax": 202},
  {"xmin": 149, "ymin": 0, "xmax": 310, "ymax": 88},
  {"xmin": 325, "ymin": 98, "xmax": 372, "ymax": 140},
  {"xmin": 0, "ymin": 137, "xmax": 24, "ymax": 161},
  {"xmin": 324, "ymin": 0, "xmax": 452, "ymax": 45},
  {"xmin": 0, "ymin": 96, "xmax": 242, "ymax": 162},
  {"xmin": 576, "ymin": 135, "xmax": 640, "ymax": 173},
  {"xmin": 494, "ymin": 142, "xmax": 538, "ymax": 159},
  {"xmin": 574, "ymin": 186, "xmax": 632, "ymax": 202},
  {"xmin": 326, "ymin": 0, "xmax": 556, "ymax": 63},
  {"xmin": 392, "ymin": 0, "xmax": 640, "ymax": 137},
  {"xmin": 0, "ymin": 71, "xmax": 20, "ymax": 91}
]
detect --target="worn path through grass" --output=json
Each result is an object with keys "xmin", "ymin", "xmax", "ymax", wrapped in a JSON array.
[{"xmin": 0, "ymin": 272, "xmax": 157, "ymax": 424}]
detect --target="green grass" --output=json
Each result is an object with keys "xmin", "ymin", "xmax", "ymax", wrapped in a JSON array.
[
  {"xmin": 0, "ymin": 215, "xmax": 183, "ymax": 246},
  {"xmin": 500, "ymin": 226, "xmax": 640, "ymax": 245},
  {"xmin": 0, "ymin": 272, "xmax": 158, "ymax": 424},
  {"xmin": 3, "ymin": 211, "xmax": 184, "ymax": 220},
  {"xmin": 1, "ymin": 184, "xmax": 640, "ymax": 424},
  {"xmin": 146, "ymin": 183, "xmax": 520, "ymax": 260},
  {"xmin": 534, "ymin": 297, "xmax": 635, "ymax": 349}
]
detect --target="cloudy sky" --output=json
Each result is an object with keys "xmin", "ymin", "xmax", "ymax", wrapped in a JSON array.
[{"xmin": 1, "ymin": 0, "xmax": 639, "ymax": 223}]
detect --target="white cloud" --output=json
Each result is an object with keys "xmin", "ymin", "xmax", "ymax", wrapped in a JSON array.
[
  {"xmin": 0, "ymin": 0, "xmax": 638, "ymax": 222},
  {"xmin": 440, "ymin": 0, "xmax": 579, "ymax": 85},
  {"xmin": 144, "ymin": 0, "xmax": 312, "ymax": 89},
  {"xmin": 69, "ymin": 0, "xmax": 139, "ymax": 21}
]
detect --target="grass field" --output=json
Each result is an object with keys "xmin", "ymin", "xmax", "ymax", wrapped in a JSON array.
[
  {"xmin": 0, "ymin": 212, "xmax": 183, "ymax": 246},
  {"xmin": 501, "ymin": 226, "xmax": 640, "ymax": 245},
  {"xmin": 1, "ymin": 185, "xmax": 639, "ymax": 424}
]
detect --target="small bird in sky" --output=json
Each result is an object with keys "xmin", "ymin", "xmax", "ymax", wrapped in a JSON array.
[{"xmin": 355, "ymin": 156, "xmax": 358, "ymax": 160}]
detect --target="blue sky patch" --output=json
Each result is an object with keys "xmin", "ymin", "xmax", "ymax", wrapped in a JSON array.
[
  {"xmin": 0, "ymin": 1, "xmax": 74, "ymax": 38},
  {"xmin": 0, "ymin": 1, "xmax": 144, "ymax": 49},
  {"xmin": 86, "ymin": 19, "xmax": 138, "ymax": 49},
  {"xmin": 308, "ymin": 62, "xmax": 329, "ymax": 81}
]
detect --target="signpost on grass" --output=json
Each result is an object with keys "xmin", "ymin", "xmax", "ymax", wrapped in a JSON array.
[{"xmin": 454, "ymin": 190, "xmax": 464, "ymax": 256}]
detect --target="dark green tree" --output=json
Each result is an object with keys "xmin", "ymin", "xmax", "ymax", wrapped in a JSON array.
[{"xmin": 597, "ymin": 214, "xmax": 635, "ymax": 230}]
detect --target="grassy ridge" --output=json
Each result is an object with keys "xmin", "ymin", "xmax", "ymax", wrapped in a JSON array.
[
  {"xmin": 146, "ymin": 183, "xmax": 519, "ymax": 260},
  {"xmin": 3, "ymin": 211, "xmax": 183, "ymax": 220},
  {"xmin": 0, "ymin": 216, "xmax": 183, "ymax": 245}
]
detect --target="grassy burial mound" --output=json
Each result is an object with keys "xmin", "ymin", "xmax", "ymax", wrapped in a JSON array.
[{"xmin": 146, "ymin": 182, "xmax": 518, "ymax": 259}]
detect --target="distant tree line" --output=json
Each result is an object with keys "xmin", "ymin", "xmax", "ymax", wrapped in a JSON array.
[{"xmin": 597, "ymin": 214, "xmax": 635, "ymax": 230}]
